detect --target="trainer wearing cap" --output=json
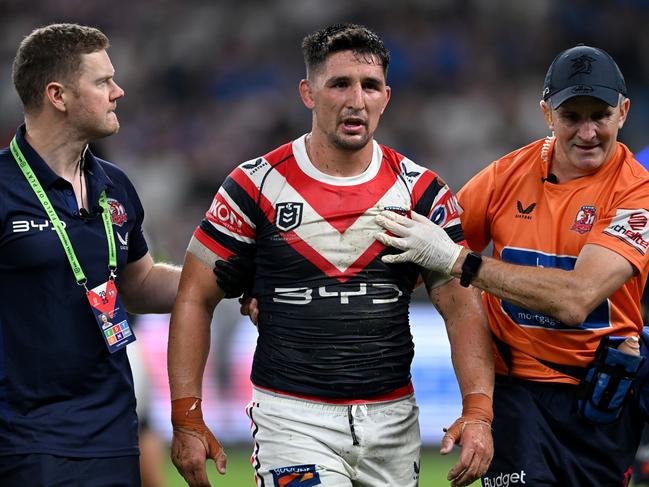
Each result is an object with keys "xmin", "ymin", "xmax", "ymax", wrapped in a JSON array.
[
  {"xmin": 542, "ymin": 44, "xmax": 627, "ymax": 109},
  {"xmin": 375, "ymin": 44, "xmax": 649, "ymax": 485}
]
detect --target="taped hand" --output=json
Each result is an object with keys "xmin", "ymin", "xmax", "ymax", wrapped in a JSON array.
[
  {"xmin": 440, "ymin": 393, "xmax": 494, "ymax": 487},
  {"xmin": 171, "ymin": 397, "xmax": 227, "ymax": 486}
]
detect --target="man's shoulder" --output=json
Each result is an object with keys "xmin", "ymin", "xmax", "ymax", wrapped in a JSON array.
[
  {"xmin": 468, "ymin": 138, "xmax": 546, "ymax": 185},
  {"xmin": 493, "ymin": 138, "xmax": 546, "ymax": 169},
  {"xmin": 93, "ymin": 156, "xmax": 130, "ymax": 180},
  {"xmin": 377, "ymin": 142, "xmax": 441, "ymax": 180},
  {"xmin": 230, "ymin": 140, "xmax": 294, "ymax": 178},
  {"xmin": 0, "ymin": 144, "xmax": 28, "ymax": 186}
]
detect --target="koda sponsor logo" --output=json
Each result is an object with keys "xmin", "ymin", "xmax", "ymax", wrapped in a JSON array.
[
  {"xmin": 430, "ymin": 194, "xmax": 461, "ymax": 226},
  {"xmin": 12, "ymin": 219, "xmax": 66, "ymax": 232},
  {"xmin": 207, "ymin": 198, "xmax": 243, "ymax": 231},
  {"xmin": 483, "ymin": 470, "xmax": 527, "ymax": 486},
  {"xmin": 570, "ymin": 205, "xmax": 596, "ymax": 234},
  {"xmin": 106, "ymin": 198, "xmax": 128, "ymax": 227},
  {"xmin": 515, "ymin": 201, "xmax": 536, "ymax": 220},
  {"xmin": 270, "ymin": 464, "xmax": 321, "ymax": 487},
  {"xmin": 604, "ymin": 209, "xmax": 649, "ymax": 254},
  {"xmin": 275, "ymin": 202, "xmax": 303, "ymax": 232}
]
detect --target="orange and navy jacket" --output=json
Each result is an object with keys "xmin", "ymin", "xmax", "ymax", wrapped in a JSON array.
[
  {"xmin": 458, "ymin": 137, "xmax": 649, "ymax": 383},
  {"xmin": 189, "ymin": 134, "xmax": 465, "ymax": 400}
]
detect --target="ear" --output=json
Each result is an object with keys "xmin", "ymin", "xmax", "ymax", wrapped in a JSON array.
[
  {"xmin": 299, "ymin": 79, "xmax": 314, "ymax": 109},
  {"xmin": 380, "ymin": 85, "xmax": 391, "ymax": 114},
  {"xmin": 617, "ymin": 97, "xmax": 630, "ymax": 129},
  {"xmin": 540, "ymin": 100, "xmax": 554, "ymax": 131},
  {"xmin": 45, "ymin": 82, "xmax": 67, "ymax": 113}
]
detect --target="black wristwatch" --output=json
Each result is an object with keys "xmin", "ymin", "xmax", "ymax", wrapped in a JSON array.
[{"xmin": 459, "ymin": 251, "xmax": 482, "ymax": 287}]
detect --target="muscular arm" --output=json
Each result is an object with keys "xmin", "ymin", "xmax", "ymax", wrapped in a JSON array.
[
  {"xmin": 430, "ymin": 279, "xmax": 494, "ymax": 400},
  {"xmin": 430, "ymin": 278, "xmax": 494, "ymax": 486},
  {"xmin": 451, "ymin": 243, "xmax": 634, "ymax": 327},
  {"xmin": 376, "ymin": 210, "xmax": 635, "ymax": 328},
  {"xmin": 168, "ymin": 251, "xmax": 224, "ymax": 400},
  {"xmin": 118, "ymin": 252, "xmax": 181, "ymax": 314},
  {"xmin": 168, "ymin": 252, "xmax": 228, "ymax": 485}
]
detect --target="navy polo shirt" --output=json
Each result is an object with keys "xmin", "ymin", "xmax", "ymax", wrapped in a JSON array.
[{"xmin": 0, "ymin": 126, "xmax": 148, "ymax": 457}]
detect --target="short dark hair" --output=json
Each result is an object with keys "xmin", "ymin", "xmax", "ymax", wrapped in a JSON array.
[
  {"xmin": 12, "ymin": 23, "xmax": 109, "ymax": 112},
  {"xmin": 301, "ymin": 23, "xmax": 390, "ymax": 79}
]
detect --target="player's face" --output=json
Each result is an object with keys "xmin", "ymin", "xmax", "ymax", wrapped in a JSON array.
[
  {"xmin": 302, "ymin": 50, "xmax": 391, "ymax": 151},
  {"xmin": 543, "ymin": 95, "xmax": 629, "ymax": 177},
  {"xmin": 65, "ymin": 50, "xmax": 125, "ymax": 139}
]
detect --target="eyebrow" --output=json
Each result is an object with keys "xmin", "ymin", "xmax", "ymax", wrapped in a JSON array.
[{"xmin": 326, "ymin": 75, "xmax": 384, "ymax": 85}]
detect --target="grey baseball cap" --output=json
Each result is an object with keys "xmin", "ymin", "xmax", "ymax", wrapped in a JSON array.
[{"xmin": 542, "ymin": 45, "xmax": 626, "ymax": 109}]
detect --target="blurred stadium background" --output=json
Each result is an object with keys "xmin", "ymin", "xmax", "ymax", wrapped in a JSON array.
[{"xmin": 2, "ymin": 0, "xmax": 649, "ymax": 485}]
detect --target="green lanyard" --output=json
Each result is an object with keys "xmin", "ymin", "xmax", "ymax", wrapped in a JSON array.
[{"xmin": 9, "ymin": 137, "xmax": 117, "ymax": 289}]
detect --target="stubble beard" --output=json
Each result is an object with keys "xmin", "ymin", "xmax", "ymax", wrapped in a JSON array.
[{"xmin": 329, "ymin": 130, "xmax": 372, "ymax": 152}]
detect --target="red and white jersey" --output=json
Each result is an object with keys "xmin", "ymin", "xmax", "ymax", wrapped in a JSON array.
[
  {"xmin": 459, "ymin": 137, "xmax": 649, "ymax": 383},
  {"xmin": 190, "ymin": 134, "xmax": 465, "ymax": 399}
]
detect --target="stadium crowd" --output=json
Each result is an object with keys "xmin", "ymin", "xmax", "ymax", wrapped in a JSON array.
[{"xmin": 2, "ymin": 0, "xmax": 648, "ymax": 264}]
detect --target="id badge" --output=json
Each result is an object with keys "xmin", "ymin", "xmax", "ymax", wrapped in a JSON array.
[{"xmin": 86, "ymin": 279, "xmax": 136, "ymax": 353}]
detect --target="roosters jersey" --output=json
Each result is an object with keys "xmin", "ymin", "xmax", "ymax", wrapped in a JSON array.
[
  {"xmin": 459, "ymin": 137, "xmax": 649, "ymax": 383},
  {"xmin": 190, "ymin": 135, "xmax": 465, "ymax": 399}
]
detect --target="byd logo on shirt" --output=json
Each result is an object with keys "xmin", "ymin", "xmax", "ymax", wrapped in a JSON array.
[{"xmin": 12, "ymin": 219, "xmax": 66, "ymax": 232}]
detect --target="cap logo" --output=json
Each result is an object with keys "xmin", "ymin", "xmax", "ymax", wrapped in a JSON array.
[
  {"xmin": 569, "ymin": 54, "xmax": 595, "ymax": 78},
  {"xmin": 571, "ymin": 85, "xmax": 594, "ymax": 94}
]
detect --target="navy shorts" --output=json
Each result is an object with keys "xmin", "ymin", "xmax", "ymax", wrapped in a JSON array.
[
  {"xmin": 0, "ymin": 453, "xmax": 140, "ymax": 487},
  {"xmin": 483, "ymin": 375, "xmax": 643, "ymax": 487}
]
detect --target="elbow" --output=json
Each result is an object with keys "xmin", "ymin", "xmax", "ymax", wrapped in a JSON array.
[
  {"xmin": 553, "ymin": 289, "xmax": 599, "ymax": 328},
  {"xmin": 556, "ymin": 308, "xmax": 589, "ymax": 328}
]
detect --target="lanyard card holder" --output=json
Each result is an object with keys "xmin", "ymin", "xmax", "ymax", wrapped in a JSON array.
[{"xmin": 87, "ymin": 279, "xmax": 136, "ymax": 353}]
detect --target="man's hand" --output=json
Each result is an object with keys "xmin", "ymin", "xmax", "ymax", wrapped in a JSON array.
[
  {"xmin": 440, "ymin": 392, "xmax": 494, "ymax": 487},
  {"xmin": 239, "ymin": 295, "xmax": 259, "ymax": 327},
  {"xmin": 171, "ymin": 397, "xmax": 227, "ymax": 487},
  {"xmin": 213, "ymin": 255, "xmax": 254, "ymax": 299},
  {"xmin": 375, "ymin": 210, "xmax": 462, "ymax": 274}
]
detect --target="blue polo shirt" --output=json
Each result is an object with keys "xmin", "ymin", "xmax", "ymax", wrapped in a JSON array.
[{"xmin": 0, "ymin": 126, "xmax": 149, "ymax": 457}]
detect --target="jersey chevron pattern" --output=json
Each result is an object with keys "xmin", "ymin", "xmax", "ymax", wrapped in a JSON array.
[{"xmin": 191, "ymin": 134, "xmax": 465, "ymax": 399}]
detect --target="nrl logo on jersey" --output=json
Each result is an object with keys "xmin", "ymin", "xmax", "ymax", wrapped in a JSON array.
[{"xmin": 275, "ymin": 202, "xmax": 303, "ymax": 232}]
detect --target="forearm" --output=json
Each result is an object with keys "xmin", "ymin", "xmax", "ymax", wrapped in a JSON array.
[
  {"xmin": 167, "ymin": 297, "xmax": 213, "ymax": 399},
  {"xmin": 432, "ymin": 282, "xmax": 494, "ymax": 398},
  {"xmin": 451, "ymin": 248, "xmax": 590, "ymax": 326},
  {"xmin": 446, "ymin": 301, "xmax": 494, "ymax": 397},
  {"xmin": 167, "ymin": 252, "xmax": 224, "ymax": 400},
  {"xmin": 121, "ymin": 261, "xmax": 181, "ymax": 314}
]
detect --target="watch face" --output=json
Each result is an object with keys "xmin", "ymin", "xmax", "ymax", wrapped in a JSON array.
[{"xmin": 460, "ymin": 252, "xmax": 482, "ymax": 287}]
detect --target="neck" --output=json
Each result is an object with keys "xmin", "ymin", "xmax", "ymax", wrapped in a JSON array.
[
  {"xmin": 24, "ymin": 116, "xmax": 87, "ymax": 182},
  {"xmin": 305, "ymin": 131, "xmax": 374, "ymax": 177}
]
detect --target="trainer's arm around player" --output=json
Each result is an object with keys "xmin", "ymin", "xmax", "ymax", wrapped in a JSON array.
[
  {"xmin": 118, "ymin": 252, "xmax": 181, "ymax": 313},
  {"xmin": 168, "ymin": 252, "xmax": 228, "ymax": 487},
  {"xmin": 429, "ymin": 277, "xmax": 494, "ymax": 486}
]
